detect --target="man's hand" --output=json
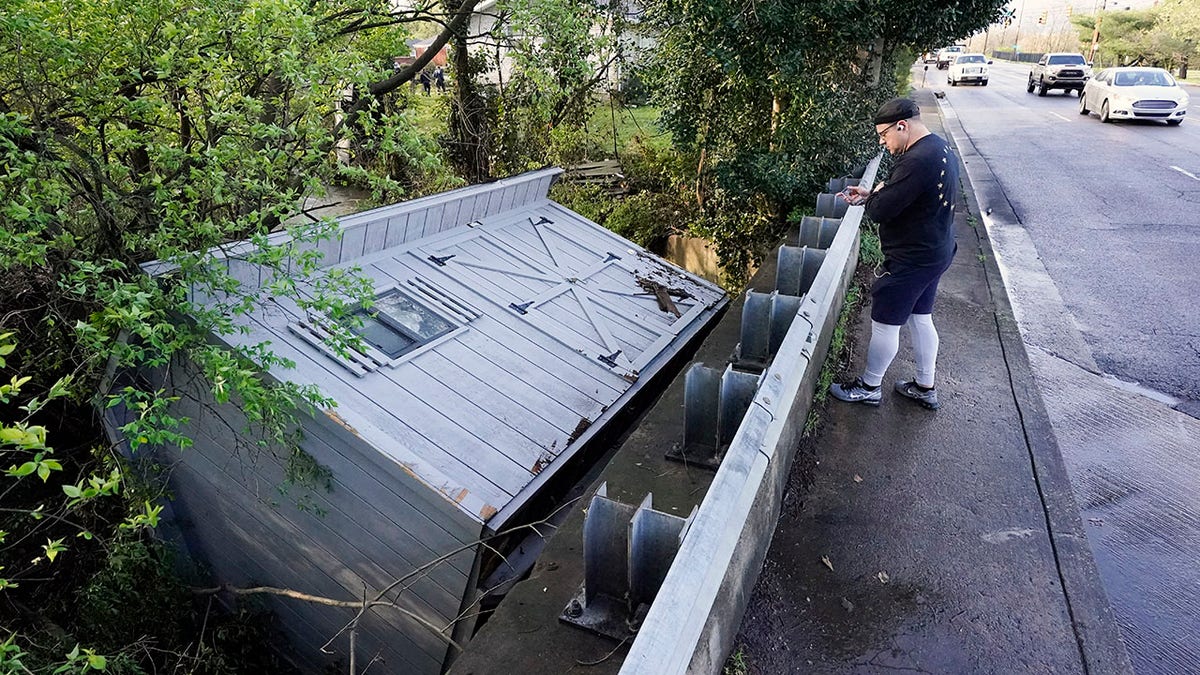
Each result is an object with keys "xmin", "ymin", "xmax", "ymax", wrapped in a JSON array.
[{"xmin": 837, "ymin": 184, "xmax": 870, "ymax": 206}]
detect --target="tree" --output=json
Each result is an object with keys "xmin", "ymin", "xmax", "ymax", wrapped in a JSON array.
[
  {"xmin": 445, "ymin": 0, "xmax": 626, "ymax": 180},
  {"xmin": 644, "ymin": 0, "xmax": 1007, "ymax": 281},
  {"xmin": 0, "ymin": 0, "xmax": 469, "ymax": 668},
  {"xmin": 1154, "ymin": 0, "xmax": 1198, "ymax": 76}
]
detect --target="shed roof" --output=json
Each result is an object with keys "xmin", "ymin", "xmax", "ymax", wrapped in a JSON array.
[{"xmin": 175, "ymin": 168, "xmax": 726, "ymax": 529}]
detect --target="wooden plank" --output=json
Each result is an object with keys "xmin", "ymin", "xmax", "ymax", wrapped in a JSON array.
[
  {"xmin": 180, "ymin": 422, "xmax": 468, "ymax": 616},
  {"xmin": 317, "ymin": 232, "xmax": 342, "ymax": 266},
  {"xmin": 316, "ymin": 362, "xmax": 527, "ymax": 501},
  {"xmin": 168, "ymin": 497, "xmax": 381, "ymax": 669},
  {"xmin": 470, "ymin": 190, "xmax": 491, "ymax": 221},
  {"xmin": 529, "ymin": 292, "xmax": 615, "ymax": 353},
  {"xmin": 431, "ymin": 339, "xmax": 585, "ymax": 425},
  {"xmin": 500, "ymin": 221, "xmax": 558, "ymax": 270},
  {"xmin": 513, "ymin": 180, "xmax": 531, "ymax": 209},
  {"xmin": 364, "ymin": 219, "xmax": 388, "ymax": 256},
  {"xmin": 499, "ymin": 184, "xmax": 516, "ymax": 212},
  {"xmin": 415, "ymin": 349, "xmax": 572, "ymax": 438},
  {"xmin": 178, "ymin": 444, "xmax": 458, "ymax": 649},
  {"xmin": 484, "ymin": 186, "xmax": 502, "ymax": 217},
  {"xmin": 341, "ymin": 223, "xmax": 368, "ymax": 261},
  {"xmin": 452, "ymin": 326, "xmax": 607, "ymax": 414},
  {"xmin": 425, "ymin": 203, "xmax": 446, "ymax": 237},
  {"xmin": 590, "ymin": 272, "xmax": 680, "ymax": 330},
  {"xmin": 166, "ymin": 375, "xmax": 478, "ymax": 580},
  {"xmin": 385, "ymin": 212, "xmax": 409, "ymax": 248},
  {"xmin": 222, "ymin": 313, "xmax": 516, "ymax": 515},
  {"xmin": 169, "ymin": 455, "xmax": 443, "ymax": 672},
  {"xmin": 226, "ymin": 258, "xmax": 262, "ymax": 288},
  {"xmin": 442, "ymin": 198, "xmax": 462, "ymax": 230},
  {"xmin": 381, "ymin": 358, "xmax": 544, "ymax": 480},
  {"xmin": 588, "ymin": 290, "xmax": 664, "ymax": 344},
  {"xmin": 407, "ymin": 208, "xmax": 427, "ymax": 242},
  {"xmin": 303, "ymin": 411, "xmax": 484, "ymax": 547}
]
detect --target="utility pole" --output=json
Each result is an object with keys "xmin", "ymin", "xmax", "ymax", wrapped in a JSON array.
[
  {"xmin": 1013, "ymin": 0, "xmax": 1026, "ymax": 57},
  {"xmin": 1090, "ymin": 0, "xmax": 1106, "ymax": 64}
]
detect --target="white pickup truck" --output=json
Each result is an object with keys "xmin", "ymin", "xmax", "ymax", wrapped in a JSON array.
[
  {"xmin": 935, "ymin": 45, "xmax": 966, "ymax": 70},
  {"xmin": 1027, "ymin": 53, "xmax": 1093, "ymax": 96}
]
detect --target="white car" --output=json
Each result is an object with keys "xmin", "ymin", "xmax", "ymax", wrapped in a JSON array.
[
  {"xmin": 1079, "ymin": 67, "xmax": 1188, "ymax": 125},
  {"xmin": 948, "ymin": 54, "xmax": 990, "ymax": 86}
]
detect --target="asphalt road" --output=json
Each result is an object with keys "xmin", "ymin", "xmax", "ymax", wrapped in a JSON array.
[
  {"xmin": 923, "ymin": 59, "xmax": 1200, "ymax": 412},
  {"xmin": 927, "ymin": 60, "xmax": 1200, "ymax": 674}
]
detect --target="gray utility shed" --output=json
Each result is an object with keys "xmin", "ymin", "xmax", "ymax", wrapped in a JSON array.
[{"xmin": 115, "ymin": 168, "xmax": 726, "ymax": 674}]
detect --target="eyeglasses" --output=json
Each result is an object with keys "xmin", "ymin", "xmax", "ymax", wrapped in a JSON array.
[{"xmin": 876, "ymin": 121, "xmax": 900, "ymax": 139}]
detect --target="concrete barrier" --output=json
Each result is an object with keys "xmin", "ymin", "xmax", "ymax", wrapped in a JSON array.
[{"xmin": 619, "ymin": 154, "xmax": 882, "ymax": 674}]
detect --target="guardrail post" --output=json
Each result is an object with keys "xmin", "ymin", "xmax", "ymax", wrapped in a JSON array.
[
  {"xmin": 561, "ymin": 484, "xmax": 696, "ymax": 640},
  {"xmin": 736, "ymin": 291, "xmax": 804, "ymax": 371},
  {"xmin": 776, "ymin": 246, "xmax": 827, "ymax": 297},
  {"xmin": 815, "ymin": 192, "xmax": 849, "ymax": 218},
  {"xmin": 825, "ymin": 177, "xmax": 860, "ymax": 193},
  {"xmin": 796, "ymin": 215, "xmax": 841, "ymax": 249},
  {"xmin": 669, "ymin": 364, "xmax": 762, "ymax": 470}
]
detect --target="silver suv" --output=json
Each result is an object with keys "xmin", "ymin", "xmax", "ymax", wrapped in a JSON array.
[{"xmin": 1027, "ymin": 53, "xmax": 1092, "ymax": 96}]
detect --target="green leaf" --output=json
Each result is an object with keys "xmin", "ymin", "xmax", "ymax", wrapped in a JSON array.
[
  {"xmin": 43, "ymin": 538, "xmax": 66, "ymax": 563},
  {"xmin": 62, "ymin": 484, "xmax": 83, "ymax": 498},
  {"xmin": 10, "ymin": 461, "xmax": 37, "ymax": 477}
]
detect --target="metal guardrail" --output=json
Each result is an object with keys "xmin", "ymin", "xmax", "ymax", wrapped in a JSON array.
[{"xmin": 618, "ymin": 154, "xmax": 883, "ymax": 674}]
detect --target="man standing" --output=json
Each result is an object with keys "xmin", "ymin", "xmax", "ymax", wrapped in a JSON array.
[{"xmin": 830, "ymin": 98, "xmax": 958, "ymax": 410}]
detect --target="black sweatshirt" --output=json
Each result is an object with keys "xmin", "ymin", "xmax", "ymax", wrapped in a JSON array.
[{"xmin": 864, "ymin": 133, "xmax": 958, "ymax": 268}]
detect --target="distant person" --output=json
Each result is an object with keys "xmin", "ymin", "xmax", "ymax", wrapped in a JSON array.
[
  {"xmin": 434, "ymin": 66, "xmax": 446, "ymax": 93},
  {"xmin": 830, "ymin": 98, "xmax": 959, "ymax": 410},
  {"xmin": 419, "ymin": 70, "xmax": 432, "ymax": 96}
]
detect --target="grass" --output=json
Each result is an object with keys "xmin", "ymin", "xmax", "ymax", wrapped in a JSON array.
[
  {"xmin": 400, "ymin": 89, "xmax": 450, "ymax": 137},
  {"xmin": 804, "ymin": 228, "xmax": 882, "ymax": 434},
  {"xmin": 806, "ymin": 284, "xmax": 861, "ymax": 434},
  {"xmin": 584, "ymin": 102, "xmax": 671, "ymax": 154},
  {"xmin": 395, "ymin": 89, "xmax": 668, "ymax": 158},
  {"xmin": 723, "ymin": 645, "xmax": 750, "ymax": 675}
]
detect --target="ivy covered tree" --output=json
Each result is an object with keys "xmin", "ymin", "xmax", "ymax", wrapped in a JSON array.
[{"xmin": 644, "ymin": 0, "xmax": 1006, "ymax": 279}]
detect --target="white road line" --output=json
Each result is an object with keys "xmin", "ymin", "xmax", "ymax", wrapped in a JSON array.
[
  {"xmin": 1170, "ymin": 165, "xmax": 1200, "ymax": 182},
  {"xmin": 1050, "ymin": 112, "xmax": 1071, "ymax": 122}
]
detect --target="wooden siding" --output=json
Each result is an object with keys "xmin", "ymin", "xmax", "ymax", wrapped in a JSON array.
[{"xmin": 162, "ymin": 359, "xmax": 481, "ymax": 675}]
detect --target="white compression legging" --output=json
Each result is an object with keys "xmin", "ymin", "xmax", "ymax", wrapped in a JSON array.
[{"xmin": 862, "ymin": 314, "xmax": 940, "ymax": 388}]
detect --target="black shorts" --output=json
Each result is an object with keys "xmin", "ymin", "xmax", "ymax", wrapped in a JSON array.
[{"xmin": 870, "ymin": 252, "xmax": 955, "ymax": 326}]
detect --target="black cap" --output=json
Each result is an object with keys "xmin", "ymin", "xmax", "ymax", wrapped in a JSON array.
[{"xmin": 873, "ymin": 98, "xmax": 919, "ymax": 125}]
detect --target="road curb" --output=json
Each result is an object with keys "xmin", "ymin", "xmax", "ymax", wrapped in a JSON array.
[{"xmin": 927, "ymin": 89, "xmax": 1134, "ymax": 675}]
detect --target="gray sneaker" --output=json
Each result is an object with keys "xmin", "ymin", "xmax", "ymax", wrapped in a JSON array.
[
  {"xmin": 830, "ymin": 377, "xmax": 882, "ymax": 406},
  {"xmin": 894, "ymin": 379, "xmax": 940, "ymax": 410}
]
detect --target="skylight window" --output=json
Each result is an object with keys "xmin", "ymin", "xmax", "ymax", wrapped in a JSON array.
[{"xmin": 351, "ymin": 289, "xmax": 456, "ymax": 359}]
